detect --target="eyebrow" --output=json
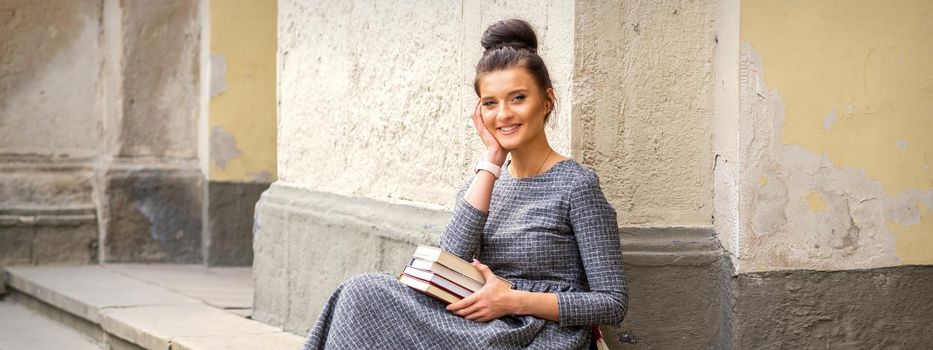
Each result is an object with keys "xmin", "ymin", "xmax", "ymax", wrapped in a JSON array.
[{"xmin": 480, "ymin": 89, "xmax": 530, "ymax": 100}]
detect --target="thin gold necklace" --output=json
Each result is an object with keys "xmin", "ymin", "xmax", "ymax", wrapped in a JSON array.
[{"xmin": 512, "ymin": 149, "xmax": 553, "ymax": 178}]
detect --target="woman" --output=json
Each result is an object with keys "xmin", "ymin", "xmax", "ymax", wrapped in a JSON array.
[{"xmin": 302, "ymin": 18, "xmax": 628, "ymax": 350}]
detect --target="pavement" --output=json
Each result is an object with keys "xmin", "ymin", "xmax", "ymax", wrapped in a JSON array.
[{"xmin": 0, "ymin": 264, "xmax": 304, "ymax": 350}]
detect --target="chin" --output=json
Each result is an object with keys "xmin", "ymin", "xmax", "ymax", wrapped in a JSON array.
[{"xmin": 498, "ymin": 141, "xmax": 522, "ymax": 151}]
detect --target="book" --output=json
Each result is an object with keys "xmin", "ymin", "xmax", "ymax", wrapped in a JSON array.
[
  {"xmin": 593, "ymin": 325, "xmax": 610, "ymax": 350},
  {"xmin": 409, "ymin": 258, "xmax": 484, "ymax": 292},
  {"xmin": 397, "ymin": 273, "xmax": 462, "ymax": 304},
  {"xmin": 412, "ymin": 245, "xmax": 514, "ymax": 288},
  {"xmin": 403, "ymin": 266, "xmax": 473, "ymax": 298}
]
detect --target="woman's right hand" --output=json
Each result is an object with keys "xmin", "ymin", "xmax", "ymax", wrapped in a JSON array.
[{"xmin": 470, "ymin": 99, "xmax": 508, "ymax": 166}]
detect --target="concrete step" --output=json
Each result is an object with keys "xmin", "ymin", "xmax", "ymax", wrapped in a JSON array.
[
  {"xmin": 2, "ymin": 265, "xmax": 304, "ymax": 350},
  {"xmin": 0, "ymin": 299, "xmax": 103, "ymax": 350}
]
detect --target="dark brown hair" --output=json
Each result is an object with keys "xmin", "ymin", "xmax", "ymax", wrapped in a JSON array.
[{"xmin": 474, "ymin": 19, "xmax": 556, "ymax": 123}]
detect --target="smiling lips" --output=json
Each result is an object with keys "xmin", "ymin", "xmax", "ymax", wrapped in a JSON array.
[{"xmin": 499, "ymin": 124, "xmax": 521, "ymax": 135}]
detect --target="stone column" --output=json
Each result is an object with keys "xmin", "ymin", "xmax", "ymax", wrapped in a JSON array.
[
  {"xmin": 0, "ymin": 0, "xmax": 205, "ymax": 266},
  {"xmin": 0, "ymin": 0, "xmax": 104, "ymax": 268}
]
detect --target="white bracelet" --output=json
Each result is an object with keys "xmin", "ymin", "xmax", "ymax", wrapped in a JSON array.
[{"xmin": 474, "ymin": 160, "xmax": 501, "ymax": 179}]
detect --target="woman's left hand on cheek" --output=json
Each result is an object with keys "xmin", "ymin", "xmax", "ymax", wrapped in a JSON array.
[{"xmin": 446, "ymin": 259, "xmax": 516, "ymax": 322}]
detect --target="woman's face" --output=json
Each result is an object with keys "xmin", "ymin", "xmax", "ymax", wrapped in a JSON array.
[{"xmin": 477, "ymin": 68, "xmax": 552, "ymax": 151}]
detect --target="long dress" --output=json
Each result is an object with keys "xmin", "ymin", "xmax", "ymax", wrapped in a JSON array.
[{"xmin": 302, "ymin": 158, "xmax": 629, "ymax": 350}]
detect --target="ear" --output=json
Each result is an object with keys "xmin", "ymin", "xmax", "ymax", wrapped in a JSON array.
[{"xmin": 546, "ymin": 88, "xmax": 556, "ymax": 110}]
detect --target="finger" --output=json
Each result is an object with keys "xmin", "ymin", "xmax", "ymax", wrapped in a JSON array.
[
  {"xmin": 469, "ymin": 104, "xmax": 504, "ymax": 150},
  {"xmin": 470, "ymin": 103, "xmax": 491, "ymax": 129},
  {"xmin": 447, "ymin": 294, "xmax": 477, "ymax": 312},
  {"xmin": 462, "ymin": 305, "xmax": 486, "ymax": 320},
  {"xmin": 473, "ymin": 260, "xmax": 496, "ymax": 280},
  {"xmin": 466, "ymin": 312, "xmax": 485, "ymax": 322},
  {"xmin": 458, "ymin": 300, "xmax": 485, "ymax": 317},
  {"xmin": 474, "ymin": 314, "xmax": 492, "ymax": 323},
  {"xmin": 470, "ymin": 107, "xmax": 487, "ymax": 138},
  {"xmin": 472, "ymin": 113, "xmax": 498, "ymax": 149}
]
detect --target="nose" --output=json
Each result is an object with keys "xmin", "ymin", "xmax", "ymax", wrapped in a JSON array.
[{"xmin": 496, "ymin": 102, "xmax": 515, "ymax": 122}]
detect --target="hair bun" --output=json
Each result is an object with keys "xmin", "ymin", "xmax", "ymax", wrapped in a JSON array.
[{"xmin": 481, "ymin": 19, "xmax": 538, "ymax": 55}]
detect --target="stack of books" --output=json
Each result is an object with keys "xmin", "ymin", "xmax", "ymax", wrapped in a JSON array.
[
  {"xmin": 397, "ymin": 245, "xmax": 513, "ymax": 304},
  {"xmin": 397, "ymin": 245, "xmax": 610, "ymax": 349}
]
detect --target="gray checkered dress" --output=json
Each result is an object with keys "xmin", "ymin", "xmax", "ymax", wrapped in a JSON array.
[{"xmin": 302, "ymin": 158, "xmax": 628, "ymax": 349}]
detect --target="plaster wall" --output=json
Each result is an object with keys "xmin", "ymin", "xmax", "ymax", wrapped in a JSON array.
[
  {"xmin": 0, "ymin": 0, "xmax": 101, "ymax": 157},
  {"xmin": 209, "ymin": 0, "xmax": 277, "ymax": 183},
  {"xmin": 203, "ymin": 0, "xmax": 277, "ymax": 266},
  {"xmin": 734, "ymin": 0, "xmax": 933, "ymax": 272},
  {"xmin": 119, "ymin": 1, "xmax": 200, "ymax": 159},
  {"xmin": 0, "ymin": 0, "xmax": 206, "ymax": 264},
  {"xmin": 276, "ymin": 0, "xmax": 574, "ymax": 208},
  {"xmin": 574, "ymin": 0, "xmax": 716, "ymax": 227}
]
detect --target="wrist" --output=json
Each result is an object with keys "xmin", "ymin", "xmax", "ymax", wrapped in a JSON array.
[
  {"xmin": 485, "ymin": 149, "xmax": 507, "ymax": 166},
  {"xmin": 475, "ymin": 160, "xmax": 501, "ymax": 179},
  {"xmin": 507, "ymin": 290, "xmax": 527, "ymax": 316}
]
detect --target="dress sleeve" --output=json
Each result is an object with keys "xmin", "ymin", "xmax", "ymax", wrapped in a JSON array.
[
  {"xmin": 554, "ymin": 170, "xmax": 629, "ymax": 328},
  {"xmin": 436, "ymin": 175, "xmax": 489, "ymax": 262}
]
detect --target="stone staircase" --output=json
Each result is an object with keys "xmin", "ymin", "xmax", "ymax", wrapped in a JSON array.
[{"xmin": 0, "ymin": 264, "xmax": 303, "ymax": 350}]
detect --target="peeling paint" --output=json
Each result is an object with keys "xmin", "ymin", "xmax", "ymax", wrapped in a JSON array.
[
  {"xmin": 896, "ymin": 140, "xmax": 908, "ymax": 151},
  {"xmin": 739, "ymin": 0, "xmax": 933, "ymax": 271},
  {"xmin": 805, "ymin": 191, "xmax": 827, "ymax": 212},
  {"xmin": 247, "ymin": 170, "xmax": 274, "ymax": 183},
  {"xmin": 210, "ymin": 53, "xmax": 228, "ymax": 98},
  {"xmin": 885, "ymin": 190, "xmax": 933, "ymax": 227},
  {"xmin": 739, "ymin": 44, "xmax": 903, "ymax": 271},
  {"xmin": 822, "ymin": 110, "xmax": 836, "ymax": 130},
  {"xmin": 209, "ymin": 1, "xmax": 276, "ymax": 183},
  {"xmin": 739, "ymin": 44, "xmax": 933, "ymax": 270},
  {"xmin": 887, "ymin": 204, "xmax": 933, "ymax": 264},
  {"xmin": 210, "ymin": 126, "xmax": 241, "ymax": 169},
  {"xmin": 742, "ymin": 0, "xmax": 933, "ymax": 197}
]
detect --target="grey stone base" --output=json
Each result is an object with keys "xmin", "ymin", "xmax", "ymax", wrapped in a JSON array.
[
  {"xmin": 253, "ymin": 183, "xmax": 933, "ymax": 348},
  {"xmin": 731, "ymin": 266, "xmax": 933, "ymax": 349},
  {"xmin": 618, "ymin": 226, "xmax": 731, "ymax": 349},
  {"xmin": 206, "ymin": 181, "xmax": 269, "ymax": 267},
  {"xmin": 0, "ymin": 207, "xmax": 99, "ymax": 269},
  {"xmin": 0, "ymin": 155, "xmax": 205, "ymax": 265},
  {"xmin": 252, "ymin": 182, "xmax": 449, "ymax": 333},
  {"xmin": 104, "ymin": 168, "xmax": 203, "ymax": 263},
  {"xmin": 0, "ymin": 156, "xmax": 99, "ymax": 273}
]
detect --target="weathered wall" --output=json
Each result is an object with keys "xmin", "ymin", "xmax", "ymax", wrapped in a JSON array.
[
  {"xmin": 276, "ymin": 0, "xmax": 573, "ymax": 207},
  {"xmin": 0, "ymin": 0, "xmax": 205, "ymax": 265},
  {"xmin": 267, "ymin": 0, "xmax": 582, "ymax": 338},
  {"xmin": 209, "ymin": 0, "xmax": 276, "ymax": 183},
  {"xmin": 205, "ymin": 0, "xmax": 277, "ymax": 266},
  {"xmin": 104, "ymin": 0, "xmax": 203, "ymax": 263},
  {"xmin": 275, "ymin": 0, "xmax": 715, "ymax": 223},
  {"xmin": 0, "ymin": 0, "xmax": 103, "ymax": 270},
  {"xmin": 262, "ymin": 0, "xmax": 933, "ymax": 348},
  {"xmin": 118, "ymin": 1, "xmax": 200, "ymax": 159},
  {"xmin": 573, "ymin": 1, "xmax": 727, "ymax": 348},
  {"xmin": 0, "ymin": 0, "xmax": 101, "ymax": 156},
  {"xmin": 734, "ymin": 0, "xmax": 933, "ymax": 272},
  {"xmin": 264, "ymin": 1, "xmax": 726, "ymax": 348},
  {"xmin": 716, "ymin": 1, "xmax": 933, "ymax": 347},
  {"xmin": 731, "ymin": 266, "xmax": 933, "ymax": 348},
  {"xmin": 574, "ymin": 0, "xmax": 716, "ymax": 227}
]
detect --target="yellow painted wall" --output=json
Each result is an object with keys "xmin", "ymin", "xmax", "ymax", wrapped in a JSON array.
[
  {"xmin": 209, "ymin": 0, "xmax": 277, "ymax": 182},
  {"xmin": 741, "ymin": 0, "xmax": 933, "ymax": 264}
]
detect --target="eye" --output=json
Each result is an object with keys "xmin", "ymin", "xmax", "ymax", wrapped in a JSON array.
[
  {"xmin": 482, "ymin": 100, "xmax": 496, "ymax": 107},
  {"xmin": 512, "ymin": 94, "xmax": 526, "ymax": 102}
]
